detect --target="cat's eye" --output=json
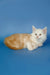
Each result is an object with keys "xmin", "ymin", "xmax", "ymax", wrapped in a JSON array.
[
  {"xmin": 35, "ymin": 33, "xmax": 37, "ymax": 35},
  {"xmin": 39, "ymin": 34, "xmax": 42, "ymax": 36}
]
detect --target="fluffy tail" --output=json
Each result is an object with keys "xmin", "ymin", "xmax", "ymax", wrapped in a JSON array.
[
  {"xmin": 4, "ymin": 38, "xmax": 18, "ymax": 50},
  {"xmin": 4, "ymin": 38, "xmax": 23, "ymax": 50}
]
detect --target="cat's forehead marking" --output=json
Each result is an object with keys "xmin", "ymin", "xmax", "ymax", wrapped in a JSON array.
[{"xmin": 35, "ymin": 29, "xmax": 43, "ymax": 33}]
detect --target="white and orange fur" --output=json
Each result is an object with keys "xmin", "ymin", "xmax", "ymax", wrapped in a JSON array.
[{"xmin": 4, "ymin": 26, "xmax": 47, "ymax": 51}]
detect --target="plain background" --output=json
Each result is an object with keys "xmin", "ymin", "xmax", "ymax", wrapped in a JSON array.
[{"xmin": 0, "ymin": 0, "xmax": 50, "ymax": 75}]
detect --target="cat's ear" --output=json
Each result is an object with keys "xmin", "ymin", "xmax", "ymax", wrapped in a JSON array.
[
  {"xmin": 43, "ymin": 27, "xmax": 47, "ymax": 34},
  {"xmin": 32, "ymin": 26, "xmax": 36, "ymax": 32}
]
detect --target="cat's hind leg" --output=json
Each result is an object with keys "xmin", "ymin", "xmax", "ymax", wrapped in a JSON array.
[
  {"xmin": 26, "ymin": 42, "xmax": 38, "ymax": 51},
  {"xmin": 26, "ymin": 42, "xmax": 34, "ymax": 51}
]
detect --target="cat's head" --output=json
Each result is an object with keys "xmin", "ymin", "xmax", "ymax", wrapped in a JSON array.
[{"xmin": 32, "ymin": 26, "xmax": 47, "ymax": 43}]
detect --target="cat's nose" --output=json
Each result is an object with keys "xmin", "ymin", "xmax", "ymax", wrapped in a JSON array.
[{"xmin": 37, "ymin": 36, "xmax": 39, "ymax": 38}]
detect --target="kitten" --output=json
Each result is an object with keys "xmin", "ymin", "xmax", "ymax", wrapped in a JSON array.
[{"xmin": 4, "ymin": 26, "xmax": 47, "ymax": 51}]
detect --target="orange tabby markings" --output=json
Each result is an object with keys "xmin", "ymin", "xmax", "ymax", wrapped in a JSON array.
[{"xmin": 4, "ymin": 34, "xmax": 31, "ymax": 50}]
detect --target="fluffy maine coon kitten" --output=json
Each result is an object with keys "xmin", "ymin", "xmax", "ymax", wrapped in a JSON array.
[{"xmin": 4, "ymin": 26, "xmax": 47, "ymax": 51}]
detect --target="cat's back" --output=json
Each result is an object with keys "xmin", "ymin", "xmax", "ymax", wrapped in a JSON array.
[{"xmin": 5, "ymin": 33, "xmax": 30, "ymax": 40}]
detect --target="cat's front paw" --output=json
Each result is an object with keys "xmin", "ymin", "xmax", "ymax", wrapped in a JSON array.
[
  {"xmin": 28, "ymin": 47, "xmax": 34, "ymax": 51},
  {"xmin": 28, "ymin": 46, "xmax": 37, "ymax": 51},
  {"xmin": 38, "ymin": 43, "xmax": 43, "ymax": 47}
]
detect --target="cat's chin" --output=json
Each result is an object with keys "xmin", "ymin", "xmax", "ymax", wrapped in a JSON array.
[{"xmin": 36, "ymin": 38, "xmax": 43, "ymax": 43}]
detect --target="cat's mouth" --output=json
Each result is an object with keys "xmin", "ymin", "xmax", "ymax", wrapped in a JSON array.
[{"xmin": 37, "ymin": 38, "xmax": 41, "ymax": 40}]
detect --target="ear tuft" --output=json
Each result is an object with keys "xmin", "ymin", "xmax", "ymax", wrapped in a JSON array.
[
  {"xmin": 32, "ymin": 26, "xmax": 36, "ymax": 32},
  {"xmin": 43, "ymin": 27, "xmax": 47, "ymax": 34}
]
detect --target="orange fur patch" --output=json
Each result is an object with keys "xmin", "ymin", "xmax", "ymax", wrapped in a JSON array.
[{"xmin": 4, "ymin": 34, "xmax": 31, "ymax": 50}]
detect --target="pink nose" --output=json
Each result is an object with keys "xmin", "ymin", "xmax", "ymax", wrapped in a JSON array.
[{"xmin": 37, "ymin": 36, "xmax": 39, "ymax": 38}]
